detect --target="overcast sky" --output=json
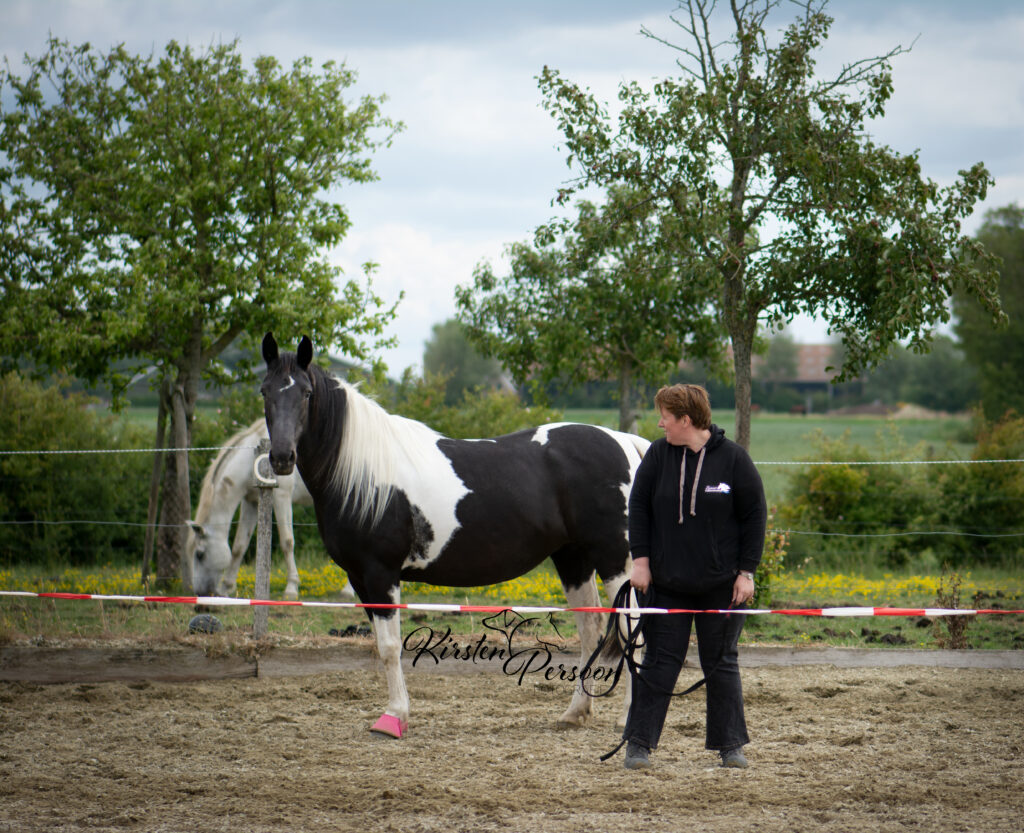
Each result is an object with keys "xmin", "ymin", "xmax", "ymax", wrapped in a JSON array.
[{"xmin": 3, "ymin": 1, "xmax": 1022, "ymax": 373}]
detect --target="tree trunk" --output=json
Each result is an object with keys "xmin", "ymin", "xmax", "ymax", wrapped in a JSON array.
[
  {"xmin": 616, "ymin": 358, "xmax": 640, "ymax": 434},
  {"xmin": 730, "ymin": 329, "xmax": 755, "ymax": 451},
  {"xmin": 140, "ymin": 377, "xmax": 170, "ymax": 588},
  {"xmin": 154, "ymin": 381, "xmax": 181, "ymax": 589},
  {"xmin": 153, "ymin": 322, "xmax": 203, "ymax": 591},
  {"xmin": 155, "ymin": 386, "xmax": 192, "ymax": 591}
]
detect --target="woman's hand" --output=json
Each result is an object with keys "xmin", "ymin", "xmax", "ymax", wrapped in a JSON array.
[
  {"xmin": 732, "ymin": 572, "xmax": 755, "ymax": 607},
  {"xmin": 630, "ymin": 557, "xmax": 652, "ymax": 593}
]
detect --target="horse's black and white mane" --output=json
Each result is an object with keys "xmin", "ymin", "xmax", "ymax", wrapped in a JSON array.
[{"xmin": 317, "ymin": 369, "xmax": 443, "ymax": 529}]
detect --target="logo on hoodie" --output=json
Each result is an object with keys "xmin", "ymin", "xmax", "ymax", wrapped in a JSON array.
[{"xmin": 704, "ymin": 482, "xmax": 732, "ymax": 494}]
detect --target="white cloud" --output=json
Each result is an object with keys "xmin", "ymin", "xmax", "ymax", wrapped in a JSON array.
[
  {"xmin": 3, "ymin": 0, "xmax": 1022, "ymax": 373},
  {"xmin": 332, "ymin": 223, "xmax": 507, "ymax": 374}
]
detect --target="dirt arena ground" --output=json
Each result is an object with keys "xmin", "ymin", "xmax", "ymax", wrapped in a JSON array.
[{"xmin": 1, "ymin": 648, "xmax": 1022, "ymax": 833}]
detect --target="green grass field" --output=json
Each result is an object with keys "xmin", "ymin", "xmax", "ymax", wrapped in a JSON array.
[{"xmin": 563, "ymin": 408, "xmax": 973, "ymax": 506}]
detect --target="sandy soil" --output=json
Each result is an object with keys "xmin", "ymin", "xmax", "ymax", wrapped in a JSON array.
[{"xmin": 1, "ymin": 648, "xmax": 1022, "ymax": 833}]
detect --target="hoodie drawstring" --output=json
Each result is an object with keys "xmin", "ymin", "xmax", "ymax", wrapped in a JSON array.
[{"xmin": 678, "ymin": 445, "xmax": 707, "ymax": 524}]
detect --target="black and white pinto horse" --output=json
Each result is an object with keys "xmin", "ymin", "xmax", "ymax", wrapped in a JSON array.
[{"xmin": 260, "ymin": 334, "xmax": 647, "ymax": 737}]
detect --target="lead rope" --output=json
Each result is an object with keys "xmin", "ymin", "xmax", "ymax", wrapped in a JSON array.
[{"xmin": 587, "ymin": 583, "xmax": 726, "ymax": 762}]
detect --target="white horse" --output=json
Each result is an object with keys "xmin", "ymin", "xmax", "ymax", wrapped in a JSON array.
[{"xmin": 188, "ymin": 419, "xmax": 354, "ymax": 600}]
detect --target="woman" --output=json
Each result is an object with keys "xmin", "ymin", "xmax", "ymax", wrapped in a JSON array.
[{"xmin": 622, "ymin": 383, "xmax": 766, "ymax": 770}]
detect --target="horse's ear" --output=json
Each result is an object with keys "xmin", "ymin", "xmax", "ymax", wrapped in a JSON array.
[
  {"xmin": 297, "ymin": 335, "xmax": 313, "ymax": 370},
  {"xmin": 262, "ymin": 332, "xmax": 279, "ymax": 366}
]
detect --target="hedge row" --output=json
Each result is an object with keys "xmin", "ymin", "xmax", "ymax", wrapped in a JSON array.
[{"xmin": 3, "ymin": 372, "xmax": 1022, "ymax": 570}]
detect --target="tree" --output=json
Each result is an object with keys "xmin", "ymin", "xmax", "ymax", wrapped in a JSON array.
[
  {"xmin": 537, "ymin": 0, "xmax": 1003, "ymax": 449},
  {"xmin": 457, "ymin": 184, "xmax": 724, "ymax": 432},
  {"xmin": 755, "ymin": 329, "xmax": 798, "ymax": 383},
  {"xmin": 899, "ymin": 336, "xmax": 977, "ymax": 413},
  {"xmin": 866, "ymin": 335, "xmax": 976, "ymax": 413},
  {"xmin": 0, "ymin": 39, "xmax": 400, "ymax": 587},
  {"xmin": 422, "ymin": 319, "xmax": 505, "ymax": 406},
  {"xmin": 955, "ymin": 204, "xmax": 1024, "ymax": 420}
]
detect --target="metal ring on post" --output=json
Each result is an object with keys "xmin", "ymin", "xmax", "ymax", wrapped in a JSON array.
[{"xmin": 253, "ymin": 453, "xmax": 278, "ymax": 488}]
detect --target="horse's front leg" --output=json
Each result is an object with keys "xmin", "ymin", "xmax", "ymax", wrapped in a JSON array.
[
  {"xmin": 272, "ymin": 490, "xmax": 301, "ymax": 600},
  {"xmin": 224, "ymin": 499, "xmax": 258, "ymax": 596},
  {"xmin": 369, "ymin": 584, "xmax": 410, "ymax": 738}
]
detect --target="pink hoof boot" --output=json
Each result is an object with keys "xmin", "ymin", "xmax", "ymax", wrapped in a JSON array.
[{"xmin": 370, "ymin": 713, "xmax": 407, "ymax": 738}]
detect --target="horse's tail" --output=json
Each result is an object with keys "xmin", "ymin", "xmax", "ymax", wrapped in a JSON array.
[
  {"xmin": 625, "ymin": 433, "xmax": 650, "ymax": 462},
  {"xmin": 578, "ymin": 583, "xmax": 640, "ymax": 699}
]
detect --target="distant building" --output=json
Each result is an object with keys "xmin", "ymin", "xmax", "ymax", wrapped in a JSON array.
[
  {"xmin": 751, "ymin": 343, "xmax": 838, "ymax": 390},
  {"xmin": 719, "ymin": 342, "xmax": 852, "ymax": 412}
]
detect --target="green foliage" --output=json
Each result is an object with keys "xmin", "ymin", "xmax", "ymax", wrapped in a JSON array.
[
  {"xmin": 955, "ymin": 204, "xmax": 1024, "ymax": 420},
  {"xmin": 778, "ymin": 427, "xmax": 944, "ymax": 570},
  {"xmin": 753, "ymin": 508, "xmax": 789, "ymax": 609},
  {"xmin": 457, "ymin": 184, "xmax": 724, "ymax": 432},
  {"xmin": 422, "ymin": 319, "xmax": 505, "ymax": 406},
  {"xmin": 777, "ymin": 415, "xmax": 1024, "ymax": 571},
  {"xmin": 537, "ymin": 0, "xmax": 1003, "ymax": 447},
  {"xmin": 934, "ymin": 413, "xmax": 1024, "ymax": 566},
  {"xmin": 0, "ymin": 38, "xmax": 402, "ymax": 396},
  {"xmin": 0, "ymin": 37, "xmax": 403, "ymax": 580},
  {"xmin": 0, "ymin": 373, "xmax": 152, "ymax": 568},
  {"xmin": 376, "ymin": 370, "xmax": 562, "ymax": 439},
  {"xmin": 756, "ymin": 332, "xmax": 801, "ymax": 383},
  {"xmin": 846, "ymin": 336, "xmax": 978, "ymax": 413}
]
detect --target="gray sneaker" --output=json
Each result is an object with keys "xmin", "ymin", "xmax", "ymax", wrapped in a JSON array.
[
  {"xmin": 624, "ymin": 742, "xmax": 652, "ymax": 770},
  {"xmin": 720, "ymin": 747, "xmax": 749, "ymax": 768}
]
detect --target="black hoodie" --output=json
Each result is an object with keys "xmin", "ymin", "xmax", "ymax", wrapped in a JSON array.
[{"xmin": 628, "ymin": 424, "xmax": 767, "ymax": 594}]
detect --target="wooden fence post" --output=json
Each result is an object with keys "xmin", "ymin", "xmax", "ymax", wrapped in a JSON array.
[{"xmin": 253, "ymin": 439, "xmax": 277, "ymax": 639}]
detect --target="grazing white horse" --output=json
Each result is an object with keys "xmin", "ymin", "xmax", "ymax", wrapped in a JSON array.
[{"xmin": 188, "ymin": 419, "xmax": 354, "ymax": 600}]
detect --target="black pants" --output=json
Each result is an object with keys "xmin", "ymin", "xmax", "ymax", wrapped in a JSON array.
[{"xmin": 623, "ymin": 581, "xmax": 749, "ymax": 752}]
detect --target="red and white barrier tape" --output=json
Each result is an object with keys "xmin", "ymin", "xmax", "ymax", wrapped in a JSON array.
[{"xmin": 1, "ymin": 590, "xmax": 1020, "ymax": 617}]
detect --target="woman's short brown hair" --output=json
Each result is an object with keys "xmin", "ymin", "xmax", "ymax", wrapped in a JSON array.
[{"xmin": 654, "ymin": 384, "xmax": 712, "ymax": 430}]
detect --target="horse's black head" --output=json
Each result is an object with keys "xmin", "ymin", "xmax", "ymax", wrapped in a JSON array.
[{"xmin": 261, "ymin": 332, "xmax": 315, "ymax": 476}]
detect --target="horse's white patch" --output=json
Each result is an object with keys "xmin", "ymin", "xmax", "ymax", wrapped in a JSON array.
[
  {"xmin": 400, "ymin": 458, "xmax": 469, "ymax": 569},
  {"xmin": 328, "ymin": 379, "xmax": 469, "ymax": 561},
  {"xmin": 529, "ymin": 422, "xmax": 574, "ymax": 446},
  {"xmin": 278, "ymin": 375, "xmax": 296, "ymax": 393}
]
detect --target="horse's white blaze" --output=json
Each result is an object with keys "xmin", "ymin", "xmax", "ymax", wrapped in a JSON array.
[{"xmin": 278, "ymin": 375, "xmax": 296, "ymax": 393}]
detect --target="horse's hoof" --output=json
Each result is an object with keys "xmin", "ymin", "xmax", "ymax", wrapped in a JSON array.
[
  {"xmin": 284, "ymin": 589, "xmax": 299, "ymax": 601},
  {"xmin": 555, "ymin": 714, "xmax": 591, "ymax": 729},
  {"xmin": 369, "ymin": 713, "xmax": 408, "ymax": 739}
]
